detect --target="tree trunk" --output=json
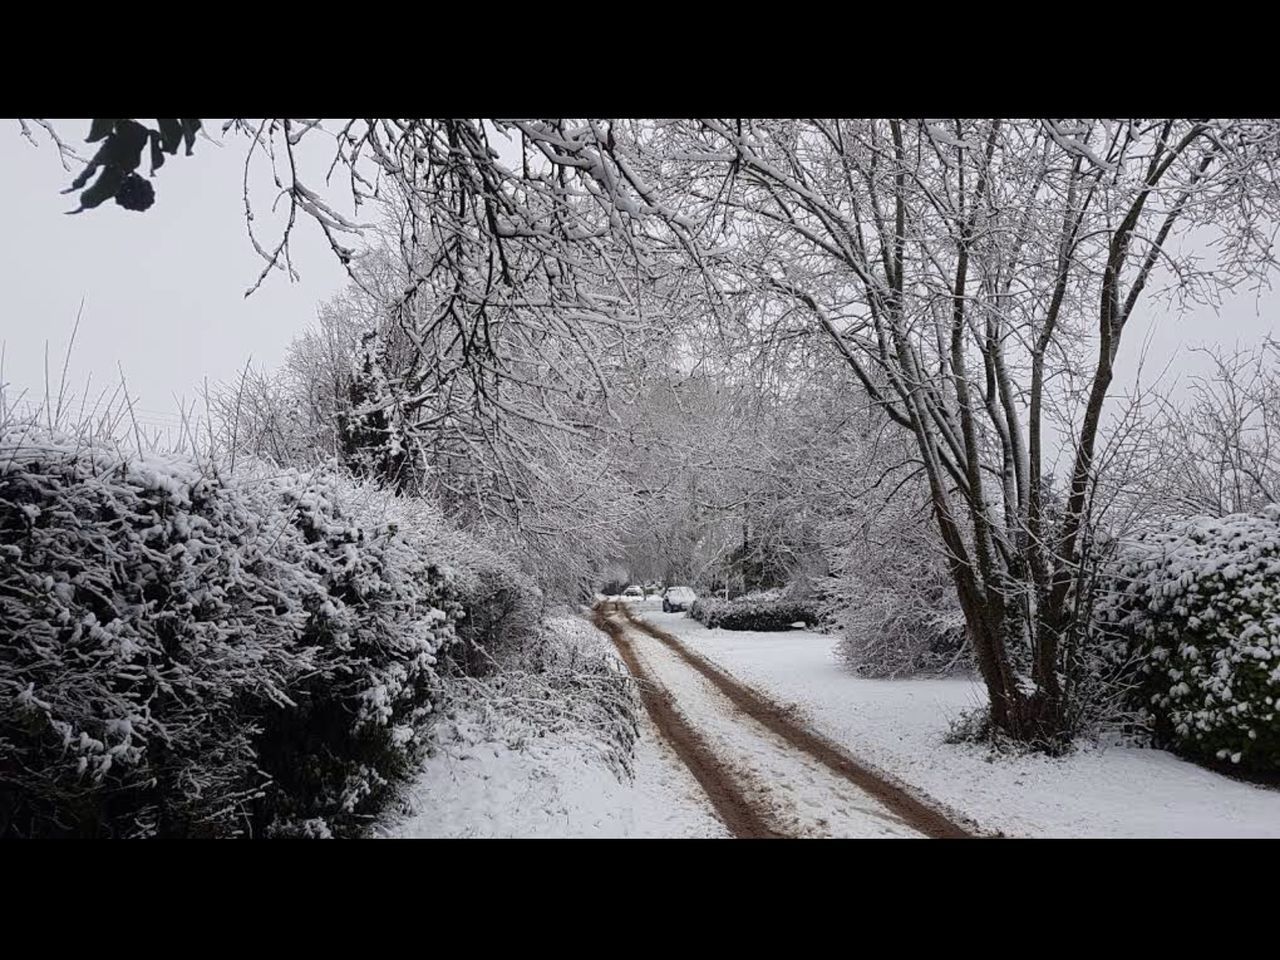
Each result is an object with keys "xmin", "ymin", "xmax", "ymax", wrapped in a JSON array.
[{"xmin": 949, "ymin": 563, "xmax": 1067, "ymax": 744}]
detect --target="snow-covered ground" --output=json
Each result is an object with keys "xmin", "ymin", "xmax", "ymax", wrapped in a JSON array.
[
  {"xmin": 617, "ymin": 605, "xmax": 922, "ymax": 837},
  {"xmin": 646, "ymin": 608, "xmax": 1280, "ymax": 838},
  {"xmin": 379, "ymin": 598, "xmax": 1280, "ymax": 839},
  {"xmin": 378, "ymin": 609, "xmax": 727, "ymax": 839},
  {"xmin": 381, "ymin": 719, "xmax": 727, "ymax": 838}
]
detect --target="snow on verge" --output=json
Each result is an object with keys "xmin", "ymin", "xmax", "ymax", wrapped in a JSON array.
[
  {"xmin": 647, "ymin": 611, "xmax": 1280, "ymax": 838},
  {"xmin": 378, "ymin": 613, "xmax": 728, "ymax": 838}
]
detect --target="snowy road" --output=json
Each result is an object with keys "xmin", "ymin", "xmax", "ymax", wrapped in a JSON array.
[
  {"xmin": 649, "ymin": 606, "xmax": 1280, "ymax": 838},
  {"xmin": 595, "ymin": 601, "xmax": 967, "ymax": 839}
]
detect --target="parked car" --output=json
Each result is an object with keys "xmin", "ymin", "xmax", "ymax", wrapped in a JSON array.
[
  {"xmin": 662, "ymin": 586, "xmax": 697, "ymax": 612},
  {"xmin": 622, "ymin": 585, "xmax": 645, "ymax": 600}
]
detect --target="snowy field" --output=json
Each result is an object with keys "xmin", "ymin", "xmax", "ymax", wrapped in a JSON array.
[
  {"xmin": 646, "ymin": 609, "xmax": 1280, "ymax": 839},
  {"xmin": 379, "ymin": 597, "xmax": 1280, "ymax": 838}
]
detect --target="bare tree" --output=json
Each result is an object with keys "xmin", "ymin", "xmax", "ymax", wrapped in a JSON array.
[
  {"xmin": 27, "ymin": 118, "xmax": 698, "ymax": 487},
  {"xmin": 664, "ymin": 119, "xmax": 1280, "ymax": 740},
  {"xmin": 1151, "ymin": 339, "xmax": 1280, "ymax": 516}
]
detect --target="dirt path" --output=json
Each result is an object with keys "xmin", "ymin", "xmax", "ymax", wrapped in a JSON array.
[
  {"xmin": 594, "ymin": 601, "xmax": 973, "ymax": 839},
  {"xmin": 591, "ymin": 606, "xmax": 782, "ymax": 838}
]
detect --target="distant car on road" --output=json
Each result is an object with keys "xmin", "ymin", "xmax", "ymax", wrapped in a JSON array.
[
  {"xmin": 662, "ymin": 586, "xmax": 697, "ymax": 612},
  {"xmin": 622, "ymin": 585, "xmax": 645, "ymax": 600}
]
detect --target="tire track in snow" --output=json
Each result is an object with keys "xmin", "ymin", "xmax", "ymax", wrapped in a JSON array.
[
  {"xmin": 590, "ymin": 605, "xmax": 783, "ymax": 838},
  {"xmin": 610, "ymin": 603, "xmax": 973, "ymax": 839},
  {"xmin": 615, "ymin": 609, "xmax": 919, "ymax": 837}
]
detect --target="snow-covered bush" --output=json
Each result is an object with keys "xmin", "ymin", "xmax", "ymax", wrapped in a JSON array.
[
  {"xmin": 337, "ymin": 332, "xmax": 424, "ymax": 493},
  {"xmin": 1096, "ymin": 506, "xmax": 1280, "ymax": 774},
  {"xmin": 428, "ymin": 613, "xmax": 639, "ymax": 779},
  {"xmin": 433, "ymin": 534, "xmax": 543, "ymax": 678},
  {"xmin": 831, "ymin": 581, "xmax": 969, "ymax": 678},
  {"xmin": 689, "ymin": 591, "xmax": 819, "ymax": 632},
  {"xmin": 818, "ymin": 489, "xmax": 971, "ymax": 678},
  {"xmin": 245, "ymin": 475, "xmax": 463, "ymax": 837},
  {"xmin": 0, "ymin": 423, "xmax": 461, "ymax": 837}
]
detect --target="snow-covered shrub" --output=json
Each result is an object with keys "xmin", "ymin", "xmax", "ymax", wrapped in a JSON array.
[
  {"xmin": 429, "ymin": 613, "xmax": 639, "ymax": 779},
  {"xmin": 827, "ymin": 577, "xmax": 969, "ymax": 678},
  {"xmin": 687, "ymin": 597, "xmax": 721, "ymax": 626},
  {"xmin": 689, "ymin": 591, "xmax": 819, "ymax": 632},
  {"xmin": 337, "ymin": 332, "xmax": 424, "ymax": 493},
  {"xmin": 818, "ymin": 494, "xmax": 971, "ymax": 678},
  {"xmin": 0, "ymin": 423, "xmax": 460, "ymax": 837},
  {"xmin": 1095, "ymin": 506, "xmax": 1280, "ymax": 774},
  {"xmin": 245, "ymin": 474, "xmax": 462, "ymax": 837},
  {"xmin": 433, "ymin": 534, "xmax": 543, "ymax": 678}
]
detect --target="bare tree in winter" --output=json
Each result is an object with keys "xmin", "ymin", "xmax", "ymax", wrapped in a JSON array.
[
  {"xmin": 664, "ymin": 119, "xmax": 1280, "ymax": 740},
  {"xmin": 28, "ymin": 117, "xmax": 697, "ymax": 480},
  {"xmin": 1152, "ymin": 339, "xmax": 1280, "ymax": 516}
]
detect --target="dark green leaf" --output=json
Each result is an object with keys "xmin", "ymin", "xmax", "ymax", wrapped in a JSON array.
[
  {"xmin": 65, "ymin": 141, "xmax": 114, "ymax": 192},
  {"xmin": 101, "ymin": 120, "xmax": 149, "ymax": 174},
  {"xmin": 149, "ymin": 131, "xmax": 166, "ymax": 174},
  {"xmin": 66, "ymin": 161, "xmax": 99, "ymax": 193},
  {"xmin": 86, "ymin": 119, "xmax": 117, "ymax": 143},
  {"xmin": 157, "ymin": 119, "xmax": 182, "ymax": 155},
  {"xmin": 74, "ymin": 165, "xmax": 126, "ymax": 212},
  {"xmin": 180, "ymin": 119, "xmax": 202, "ymax": 156}
]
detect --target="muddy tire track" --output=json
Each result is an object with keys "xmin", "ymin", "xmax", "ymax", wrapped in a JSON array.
[
  {"xmin": 614, "ymin": 604, "xmax": 974, "ymax": 839},
  {"xmin": 590, "ymin": 605, "xmax": 782, "ymax": 839}
]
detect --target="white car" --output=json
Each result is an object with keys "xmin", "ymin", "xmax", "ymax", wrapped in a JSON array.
[
  {"xmin": 621, "ymin": 585, "xmax": 645, "ymax": 600},
  {"xmin": 662, "ymin": 586, "xmax": 696, "ymax": 612}
]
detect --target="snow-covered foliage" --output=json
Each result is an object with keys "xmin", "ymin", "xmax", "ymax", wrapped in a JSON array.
[
  {"xmin": 338, "ymin": 331, "xmax": 422, "ymax": 493},
  {"xmin": 1144, "ymin": 341, "xmax": 1280, "ymax": 518},
  {"xmin": 0, "ymin": 421, "xmax": 470, "ymax": 837},
  {"xmin": 1096, "ymin": 506, "xmax": 1280, "ymax": 774},
  {"xmin": 643, "ymin": 119, "xmax": 1280, "ymax": 741},
  {"xmin": 425, "ymin": 613, "xmax": 639, "ymax": 781},
  {"xmin": 214, "ymin": 253, "xmax": 652, "ymax": 603},
  {"xmin": 434, "ymin": 532, "xmax": 543, "ymax": 678},
  {"xmin": 830, "ymin": 580, "xmax": 968, "ymax": 679},
  {"xmin": 822, "ymin": 508, "xmax": 970, "ymax": 678},
  {"xmin": 689, "ymin": 590, "xmax": 819, "ymax": 632}
]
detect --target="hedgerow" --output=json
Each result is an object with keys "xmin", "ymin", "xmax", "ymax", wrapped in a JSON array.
[
  {"xmin": 0, "ymin": 424, "xmax": 466, "ymax": 837},
  {"xmin": 1096, "ymin": 506, "xmax": 1280, "ymax": 775},
  {"xmin": 689, "ymin": 590, "xmax": 819, "ymax": 632}
]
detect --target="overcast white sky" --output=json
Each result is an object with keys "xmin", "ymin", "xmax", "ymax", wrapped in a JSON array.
[
  {"xmin": 1, "ymin": 119, "xmax": 1275, "ymax": 434},
  {"xmin": 0, "ymin": 120, "xmax": 350, "ymax": 425}
]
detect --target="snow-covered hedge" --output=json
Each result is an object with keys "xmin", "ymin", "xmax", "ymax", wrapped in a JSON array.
[
  {"xmin": 689, "ymin": 591, "xmax": 819, "ymax": 632},
  {"xmin": 0, "ymin": 425, "xmax": 464, "ymax": 837},
  {"xmin": 1096, "ymin": 506, "xmax": 1280, "ymax": 774},
  {"xmin": 818, "ymin": 505, "xmax": 970, "ymax": 678},
  {"xmin": 435, "ymin": 534, "xmax": 543, "ymax": 678}
]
